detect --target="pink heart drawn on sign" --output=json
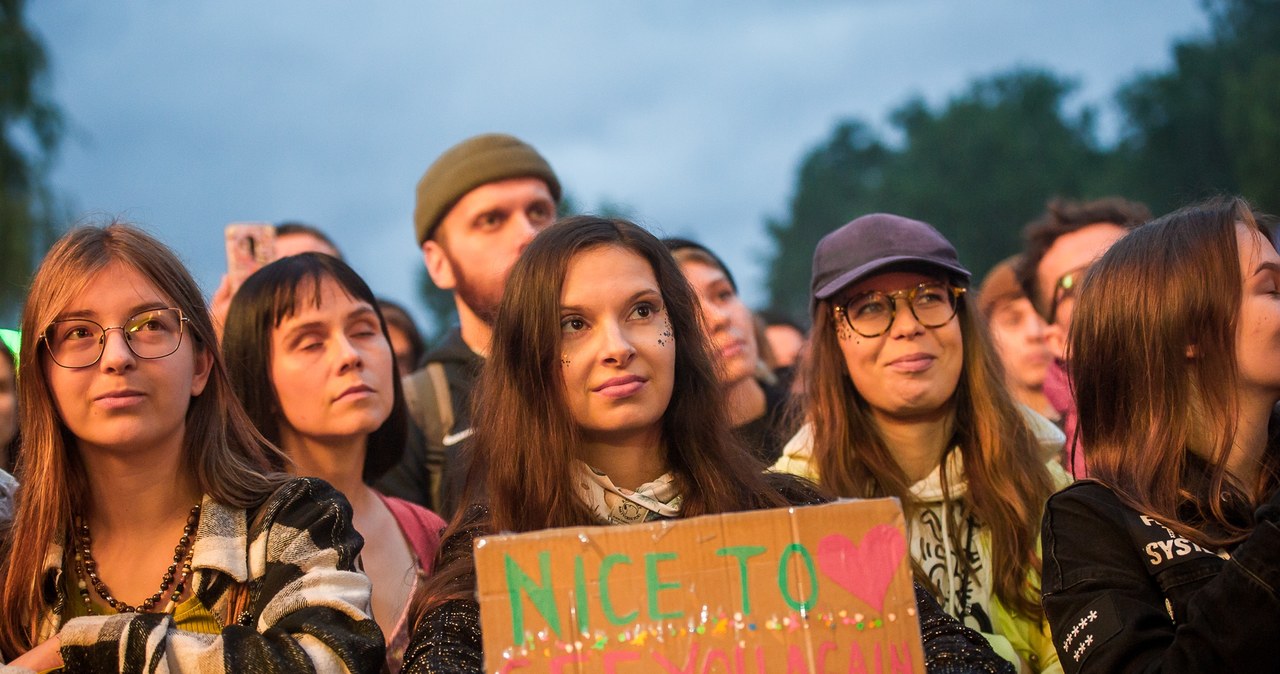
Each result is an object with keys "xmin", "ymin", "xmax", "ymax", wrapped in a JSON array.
[{"xmin": 816, "ymin": 525, "xmax": 907, "ymax": 613}]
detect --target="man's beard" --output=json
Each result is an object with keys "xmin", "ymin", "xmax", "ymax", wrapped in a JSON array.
[{"xmin": 447, "ymin": 252, "xmax": 502, "ymax": 326}]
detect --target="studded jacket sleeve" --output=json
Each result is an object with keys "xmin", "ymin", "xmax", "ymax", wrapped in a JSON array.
[
  {"xmin": 43, "ymin": 477, "xmax": 385, "ymax": 673},
  {"xmin": 1041, "ymin": 481, "xmax": 1280, "ymax": 672}
]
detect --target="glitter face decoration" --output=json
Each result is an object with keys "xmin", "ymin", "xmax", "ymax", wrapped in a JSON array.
[{"xmin": 658, "ymin": 317, "xmax": 673, "ymax": 348}]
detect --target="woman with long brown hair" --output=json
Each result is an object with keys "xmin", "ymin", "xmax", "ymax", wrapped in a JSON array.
[
  {"xmin": 402, "ymin": 215, "xmax": 1013, "ymax": 673},
  {"xmin": 0, "ymin": 223, "xmax": 383, "ymax": 671},
  {"xmin": 775, "ymin": 213, "xmax": 1067, "ymax": 672},
  {"xmin": 1040, "ymin": 197, "xmax": 1280, "ymax": 671}
]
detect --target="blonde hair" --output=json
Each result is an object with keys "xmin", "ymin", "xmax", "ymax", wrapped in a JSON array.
[{"xmin": 0, "ymin": 222, "xmax": 288, "ymax": 657}]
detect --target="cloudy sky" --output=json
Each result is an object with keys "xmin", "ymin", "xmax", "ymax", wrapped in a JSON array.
[{"xmin": 28, "ymin": 1, "xmax": 1208, "ymax": 331}]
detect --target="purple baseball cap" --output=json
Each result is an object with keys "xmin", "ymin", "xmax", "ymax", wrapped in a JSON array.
[{"xmin": 810, "ymin": 213, "xmax": 971, "ymax": 314}]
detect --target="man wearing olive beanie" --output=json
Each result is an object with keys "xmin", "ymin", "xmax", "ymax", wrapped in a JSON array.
[{"xmin": 375, "ymin": 133, "xmax": 561, "ymax": 516}]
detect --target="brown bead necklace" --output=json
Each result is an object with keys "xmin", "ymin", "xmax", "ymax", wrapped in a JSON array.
[{"xmin": 71, "ymin": 503, "xmax": 201, "ymax": 614}]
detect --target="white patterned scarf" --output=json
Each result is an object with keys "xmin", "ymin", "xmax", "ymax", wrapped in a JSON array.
[{"xmin": 574, "ymin": 462, "xmax": 682, "ymax": 525}]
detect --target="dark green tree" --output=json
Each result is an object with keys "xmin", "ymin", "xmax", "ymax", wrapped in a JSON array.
[
  {"xmin": 762, "ymin": 70, "xmax": 1103, "ymax": 318},
  {"xmin": 1, "ymin": 0, "xmax": 64, "ymax": 322},
  {"xmin": 876, "ymin": 69, "xmax": 1105, "ymax": 278},
  {"xmin": 761, "ymin": 121, "xmax": 891, "ymax": 324},
  {"xmin": 1113, "ymin": 0, "xmax": 1280, "ymax": 214}
]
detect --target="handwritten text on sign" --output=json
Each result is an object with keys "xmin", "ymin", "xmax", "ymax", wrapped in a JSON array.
[{"xmin": 474, "ymin": 498, "xmax": 923, "ymax": 673}]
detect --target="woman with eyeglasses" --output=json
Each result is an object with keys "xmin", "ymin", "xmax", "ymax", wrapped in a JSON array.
[
  {"xmin": 774, "ymin": 214, "xmax": 1069, "ymax": 673},
  {"xmin": 1040, "ymin": 198, "xmax": 1280, "ymax": 671},
  {"xmin": 0, "ymin": 223, "xmax": 383, "ymax": 672}
]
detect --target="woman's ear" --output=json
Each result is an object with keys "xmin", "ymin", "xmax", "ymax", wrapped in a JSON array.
[{"xmin": 190, "ymin": 346, "xmax": 213, "ymax": 397}]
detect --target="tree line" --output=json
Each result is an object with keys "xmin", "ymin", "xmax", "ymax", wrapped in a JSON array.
[
  {"xmin": 3, "ymin": 0, "xmax": 1276, "ymax": 335},
  {"xmin": 761, "ymin": 0, "xmax": 1280, "ymax": 324}
]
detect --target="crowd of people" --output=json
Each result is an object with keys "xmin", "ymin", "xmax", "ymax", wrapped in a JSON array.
[{"xmin": 0, "ymin": 131, "xmax": 1276, "ymax": 673}]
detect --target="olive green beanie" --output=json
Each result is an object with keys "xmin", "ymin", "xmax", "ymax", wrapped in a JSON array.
[{"xmin": 413, "ymin": 133, "xmax": 562, "ymax": 245}]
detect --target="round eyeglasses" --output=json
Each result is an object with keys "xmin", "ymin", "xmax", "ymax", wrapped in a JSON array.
[
  {"xmin": 834, "ymin": 283, "xmax": 966, "ymax": 338},
  {"xmin": 1046, "ymin": 264, "xmax": 1089, "ymax": 324},
  {"xmin": 41, "ymin": 308, "xmax": 190, "ymax": 369}
]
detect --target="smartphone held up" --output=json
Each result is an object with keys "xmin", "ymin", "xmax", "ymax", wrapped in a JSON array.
[{"xmin": 224, "ymin": 222, "xmax": 277, "ymax": 290}]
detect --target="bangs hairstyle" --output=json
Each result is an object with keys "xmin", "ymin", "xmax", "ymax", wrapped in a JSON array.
[
  {"xmin": 797, "ymin": 263, "xmax": 1054, "ymax": 619},
  {"xmin": 1071, "ymin": 196, "xmax": 1280, "ymax": 547},
  {"xmin": 0, "ymin": 222, "xmax": 287, "ymax": 658},
  {"xmin": 222, "ymin": 253, "xmax": 407, "ymax": 482}
]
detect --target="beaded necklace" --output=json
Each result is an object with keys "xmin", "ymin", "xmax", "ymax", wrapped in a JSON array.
[{"xmin": 71, "ymin": 503, "xmax": 201, "ymax": 614}]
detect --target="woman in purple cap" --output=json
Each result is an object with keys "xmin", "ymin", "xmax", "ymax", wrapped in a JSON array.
[{"xmin": 774, "ymin": 213, "xmax": 1069, "ymax": 673}]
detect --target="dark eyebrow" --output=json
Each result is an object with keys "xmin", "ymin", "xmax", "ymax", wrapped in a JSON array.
[
  {"xmin": 560, "ymin": 288, "xmax": 661, "ymax": 314},
  {"xmin": 472, "ymin": 207, "xmax": 507, "ymax": 225},
  {"xmin": 55, "ymin": 302, "xmax": 171, "ymax": 322},
  {"xmin": 1253, "ymin": 261, "xmax": 1280, "ymax": 277},
  {"xmin": 346, "ymin": 305, "xmax": 379, "ymax": 322}
]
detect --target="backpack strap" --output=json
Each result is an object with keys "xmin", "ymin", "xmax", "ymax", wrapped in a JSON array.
[
  {"xmin": 426, "ymin": 362, "xmax": 453, "ymax": 437},
  {"xmin": 403, "ymin": 363, "xmax": 454, "ymax": 512}
]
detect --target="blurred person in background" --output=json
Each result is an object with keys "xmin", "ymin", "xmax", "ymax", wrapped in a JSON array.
[
  {"xmin": 0, "ymin": 339, "xmax": 17, "ymax": 474},
  {"xmin": 273, "ymin": 221, "xmax": 342, "ymax": 259},
  {"xmin": 210, "ymin": 221, "xmax": 343, "ymax": 339},
  {"xmin": 385, "ymin": 133, "xmax": 560, "ymax": 517},
  {"xmin": 759, "ymin": 310, "xmax": 807, "ymax": 371},
  {"xmin": 666, "ymin": 238, "xmax": 793, "ymax": 465},
  {"xmin": 1016, "ymin": 197, "xmax": 1150, "ymax": 477},
  {"xmin": 378, "ymin": 299, "xmax": 427, "ymax": 377},
  {"xmin": 0, "ymin": 336, "xmax": 17, "ymax": 534},
  {"xmin": 977, "ymin": 256, "xmax": 1058, "ymax": 424}
]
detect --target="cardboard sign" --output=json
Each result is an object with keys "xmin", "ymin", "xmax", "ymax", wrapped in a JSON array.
[{"xmin": 475, "ymin": 498, "xmax": 923, "ymax": 673}]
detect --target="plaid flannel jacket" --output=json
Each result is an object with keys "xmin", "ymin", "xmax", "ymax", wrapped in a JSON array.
[{"xmin": 17, "ymin": 477, "xmax": 384, "ymax": 673}]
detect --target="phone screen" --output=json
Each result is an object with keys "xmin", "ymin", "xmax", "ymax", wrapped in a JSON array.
[{"xmin": 225, "ymin": 223, "xmax": 277, "ymax": 286}]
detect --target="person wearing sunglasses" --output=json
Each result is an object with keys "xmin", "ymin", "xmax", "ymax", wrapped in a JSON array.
[
  {"xmin": 1016, "ymin": 197, "xmax": 1150, "ymax": 478},
  {"xmin": 774, "ymin": 213, "xmax": 1069, "ymax": 673},
  {"xmin": 0, "ymin": 223, "xmax": 383, "ymax": 672}
]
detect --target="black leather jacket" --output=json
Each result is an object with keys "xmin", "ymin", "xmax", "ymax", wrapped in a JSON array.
[{"xmin": 1041, "ymin": 480, "xmax": 1280, "ymax": 672}]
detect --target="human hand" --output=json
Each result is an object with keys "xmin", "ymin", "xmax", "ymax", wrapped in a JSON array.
[{"xmin": 8, "ymin": 632, "xmax": 62, "ymax": 671}]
